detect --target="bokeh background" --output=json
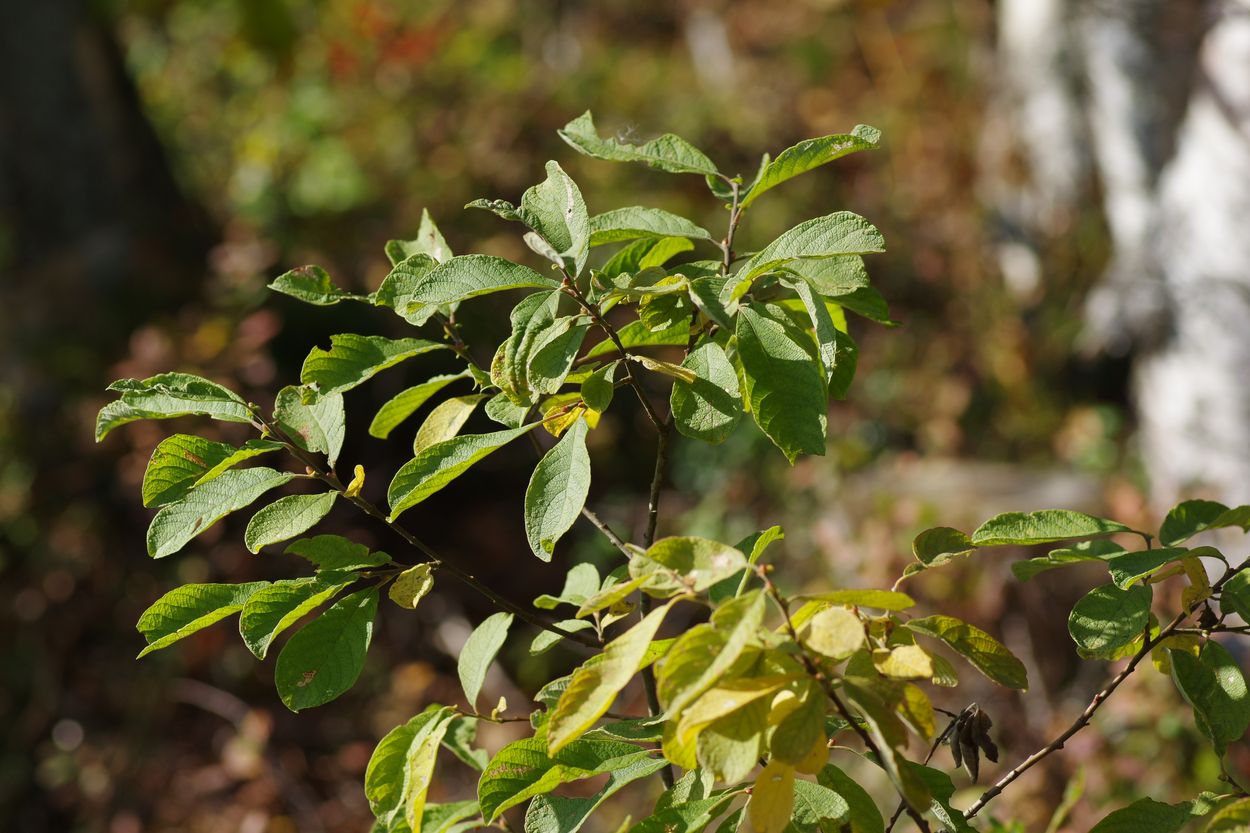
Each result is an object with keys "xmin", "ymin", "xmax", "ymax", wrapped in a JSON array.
[{"xmin": 4, "ymin": 1, "xmax": 1245, "ymax": 831}]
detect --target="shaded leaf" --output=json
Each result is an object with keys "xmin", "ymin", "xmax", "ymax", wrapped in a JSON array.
[
  {"xmin": 285, "ymin": 534, "xmax": 391, "ymax": 572},
  {"xmin": 301, "ymin": 334, "xmax": 444, "ymax": 395},
  {"xmin": 905, "ymin": 615, "xmax": 1028, "ymax": 690},
  {"xmin": 670, "ymin": 341, "xmax": 743, "ymax": 444},
  {"xmin": 98, "ymin": 373, "xmax": 252, "ymax": 441},
  {"xmin": 1171, "ymin": 641, "xmax": 1250, "ymax": 754},
  {"xmin": 240, "ymin": 575, "xmax": 355, "ymax": 659},
  {"xmin": 137, "ymin": 582, "xmax": 269, "ymax": 657},
  {"xmin": 548, "ymin": 601, "xmax": 675, "ymax": 753},
  {"xmin": 147, "ymin": 467, "xmax": 294, "ymax": 559},
  {"xmin": 274, "ymin": 588, "xmax": 378, "ymax": 711},
  {"xmin": 388, "ymin": 425, "xmax": 534, "ymax": 521},
  {"xmin": 369, "ymin": 375, "xmax": 466, "ymax": 439},
  {"xmin": 1068, "ymin": 584, "xmax": 1152, "ymax": 660},
  {"xmin": 525, "ymin": 418, "xmax": 591, "ymax": 561},
  {"xmin": 270, "ymin": 264, "xmax": 363, "ymax": 305}
]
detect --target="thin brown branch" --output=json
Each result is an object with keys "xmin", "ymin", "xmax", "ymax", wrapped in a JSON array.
[{"xmin": 964, "ymin": 560, "xmax": 1250, "ymax": 819}]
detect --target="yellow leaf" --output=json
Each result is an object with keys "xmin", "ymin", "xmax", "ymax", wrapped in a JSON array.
[
  {"xmin": 1152, "ymin": 633, "xmax": 1201, "ymax": 674},
  {"xmin": 633, "ymin": 354, "xmax": 698, "ymax": 383},
  {"xmin": 747, "ymin": 762, "xmax": 795, "ymax": 833},
  {"xmin": 873, "ymin": 644, "xmax": 934, "ymax": 680},
  {"xmin": 345, "ymin": 464, "xmax": 365, "ymax": 497},
  {"xmin": 794, "ymin": 735, "xmax": 829, "ymax": 774},
  {"xmin": 678, "ymin": 675, "xmax": 799, "ymax": 745},
  {"xmin": 662, "ymin": 719, "xmax": 698, "ymax": 770},
  {"xmin": 800, "ymin": 607, "xmax": 865, "ymax": 659},
  {"xmin": 388, "ymin": 563, "xmax": 434, "ymax": 609}
]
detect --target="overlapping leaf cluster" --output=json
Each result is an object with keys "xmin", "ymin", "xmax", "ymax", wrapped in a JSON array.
[{"xmin": 99, "ymin": 114, "xmax": 1250, "ymax": 832}]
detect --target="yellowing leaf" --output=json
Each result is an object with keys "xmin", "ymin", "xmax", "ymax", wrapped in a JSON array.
[
  {"xmin": 677, "ymin": 675, "xmax": 799, "ymax": 745},
  {"xmin": 388, "ymin": 564, "xmax": 434, "ymax": 609},
  {"xmin": 548, "ymin": 600, "xmax": 676, "ymax": 754},
  {"xmin": 747, "ymin": 762, "xmax": 795, "ymax": 833},
  {"xmin": 873, "ymin": 645, "xmax": 934, "ymax": 680},
  {"xmin": 800, "ymin": 607, "xmax": 865, "ymax": 660}
]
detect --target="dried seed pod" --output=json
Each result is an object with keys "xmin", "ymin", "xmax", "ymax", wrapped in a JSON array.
[
  {"xmin": 973, "ymin": 708, "xmax": 999, "ymax": 763},
  {"xmin": 957, "ymin": 719, "xmax": 981, "ymax": 781}
]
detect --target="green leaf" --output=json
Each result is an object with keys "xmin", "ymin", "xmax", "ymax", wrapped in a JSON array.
[
  {"xmin": 1010, "ymin": 539, "xmax": 1126, "ymax": 582},
  {"xmin": 548, "ymin": 600, "xmax": 675, "ymax": 754},
  {"xmin": 274, "ymin": 385, "xmax": 346, "ymax": 466},
  {"xmin": 274, "ymin": 587, "xmax": 378, "ymax": 711},
  {"xmin": 477, "ymin": 734, "xmax": 653, "ymax": 822},
  {"xmin": 901, "ymin": 763, "xmax": 975, "ymax": 833},
  {"xmin": 269, "ymin": 264, "xmax": 364, "ymax": 305},
  {"xmin": 389, "ymin": 563, "xmax": 435, "ymax": 609},
  {"xmin": 731, "ymin": 212, "xmax": 885, "ymax": 296},
  {"xmin": 588, "ymin": 207, "xmax": 712, "ymax": 246},
  {"xmin": 786, "ymin": 256, "xmax": 871, "ymax": 298},
  {"xmin": 741, "ymin": 125, "xmax": 881, "ymax": 209},
  {"xmin": 98, "ymin": 373, "xmax": 253, "ymax": 441},
  {"xmin": 485, "ymin": 391, "xmax": 531, "ymax": 428},
  {"xmin": 496, "ymin": 292, "xmax": 589, "ymax": 406},
  {"xmin": 905, "ymin": 615, "xmax": 1028, "ymax": 690},
  {"xmin": 840, "ymin": 680, "xmax": 929, "ymax": 812},
  {"xmin": 1161, "ymin": 500, "xmax": 1250, "ymax": 546},
  {"xmin": 971, "ymin": 509, "xmax": 1130, "ymax": 546},
  {"xmin": 136, "ymin": 581, "xmax": 269, "ymax": 657},
  {"xmin": 534, "ymin": 563, "xmax": 602, "ymax": 610},
  {"xmin": 657, "ymin": 591, "xmax": 767, "ymax": 716},
  {"xmin": 373, "ymin": 253, "xmax": 442, "ymax": 326},
  {"xmin": 459, "ymin": 611, "xmax": 513, "ymax": 710},
  {"xmin": 627, "ymin": 795, "xmax": 739, "ymax": 833},
  {"xmin": 670, "ymin": 341, "xmax": 743, "ymax": 444},
  {"xmin": 413, "ymin": 395, "xmax": 486, "ymax": 454},
  {"xmin": 736, "ymin": 303, "xmax": 828, "ymax": 463},
  {"xmin": 909, "ymin": 527, "xmax": 975, "ymax": 577},
  {"xmin": 832, "ymin": 286, "xmax": 898, "ymax": 326},
  {"xmin": 584, "ymin": 318, "xmax": 689, "ymax": 359},
  {"xmin": 365, "ymin": 705, "xmax": 458, "ymax": 831},
  {"xmin": 423, "ymin": 801, "xmax": 481, "ymax": 833},
  {"xmin": 524, "ymin": 756, "xmax": 668, "ymax": 833},
  {"xmin": 147, "ymin": 467, "xmax": 294, "ymax": 559},
  {"xmin": 244, "ymin": 491, "xmax": 337, "ymax": 553},
  {"xmin": 1220, "ymin": 570, "xmax": 1250, "ymax": 621},
  {"xmin": 519, "ymin": 161, "xmax": 590, "ymax": 275},
  {"xmin": 1067, "ymin": 584, "xmax": 1152, "ymax": 660},
  {"xmin": 369, "ymin": 375, "xmax": 466, "ymax": 439},
  {"xmin": 816, "ymin": 765, "xmax": 885, "ymax": 833},
  {"xmin": 386, "ymin": 208, "xmax": 454, "ymax": 266},
  {"xmin": 531, "ymin": 619, "xmax": 596, "ymax": 655},
  {"xmin": 798, "ymin": 589, "xmax": 915, "ymax": 611},
  {"xmin": 525, "ymin": 418, "xmax": 591, "ymax": 561},
  {"xmin": 285, "ymin": 534, "xmax": 391, "ymax": 571},
  {"xmin": 1206, "ymin": 798, "xmax": 1250, "ymax": 832},
  {"xmin": 787, "ymin": 279, "xmax": 842, "ymax": 386},
  {"xmin": 441, "ymin": 717, "xmax": 490, "ymax": 772},
  {"xmin": 630, "ymin": 536, "xmax": 748, "ymax": 595},
  {"xmin": 558, "ymin": 111, "xmax": 719, "ymax": 177},
  {"xmin": 141, "ymin": 434, "xmax": 237, "ymax": 508},
  {"xmin": 1104, "ymin": 547, "xmax": 1191, "ymax": 590},
  {"xmin": 1088, "ymin": 798, "xmax": 1207, "ymax": 833},
  {"xmin": 399, "ymin": 254, "xmax": 559, "ymax": 306},
  {"xmin": 1171, "ymin": 641, "xmax": 1250, "ymax": 754},
  {"xmin": 388, "ymin": 425, "xmax": 533, "ymax": 521},
  {"xmin": 579, "ymin": 363, "xmax": 616, "ymax": 413},
  {"xmin": 301, "ymin": 334, "xmax": 445, "ymax": 395},
  {"xmin": 239, "ymin": 575, "xmax": 355, "ymax": 659}
]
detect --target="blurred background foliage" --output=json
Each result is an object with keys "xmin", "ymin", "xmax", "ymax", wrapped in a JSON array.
[{"xmin": 2, "ymin": 1, "xmax": 1214, "ymax": 831}]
